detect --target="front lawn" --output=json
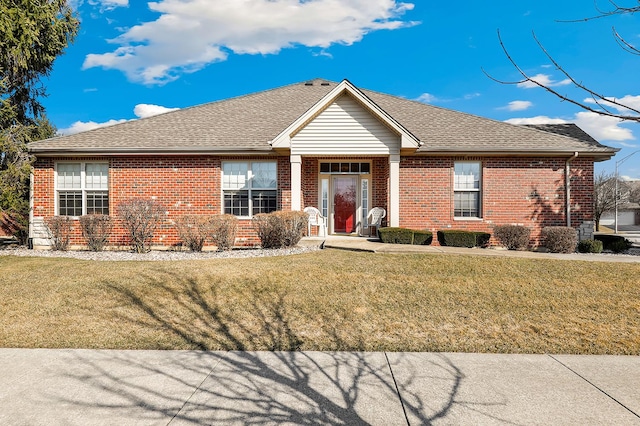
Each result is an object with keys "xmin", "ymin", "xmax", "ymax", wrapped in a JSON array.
[{"xmin": 1, "ymin": 250, "xmax": 638, "ymax": 354}]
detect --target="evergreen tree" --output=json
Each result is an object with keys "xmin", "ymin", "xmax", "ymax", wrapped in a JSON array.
[{"xmin": 1, "ymin": 0, "xmax": 78, "ymax": 242}]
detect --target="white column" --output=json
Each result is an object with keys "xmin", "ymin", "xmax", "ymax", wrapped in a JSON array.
[
  {"xmin": 290, "ymin": 155, "xmax": 302, "ymax": 211},
  {"xmin": 389, "ymin": 154, "xmax": 400, "ymax": 227}
]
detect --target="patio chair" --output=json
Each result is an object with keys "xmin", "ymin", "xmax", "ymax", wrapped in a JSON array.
[
  {"xmin": 367, "ymin": 207, "xmax": 386, "ymax": 237},
  {"xmin": 304, "ymin": 206, "xmax": 327, "ymax": 237}
]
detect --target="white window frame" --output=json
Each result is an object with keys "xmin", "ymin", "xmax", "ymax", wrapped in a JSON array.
[
  {"xmin": 55, "ymin": 162, "xmax": 109, "ymax": 217},
  {"xmin": 222, "ymin": 161, "xmax": 278, "ymax": 218},
  {"xmin": 454, "ymin": 161, "xmax": 481, "ymax": 219}
]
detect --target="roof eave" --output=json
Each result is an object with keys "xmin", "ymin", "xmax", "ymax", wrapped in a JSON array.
[
  {"xmin": 415, "ymin": 149, "xmax": 618, "ymax": 160},
  {"xmin": 29, "ymin": 147, "xmax": 277, "ymax": 156}
]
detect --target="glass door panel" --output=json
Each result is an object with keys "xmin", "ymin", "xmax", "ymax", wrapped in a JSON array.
[{"xmin": 333, "ymin": 176, "xmax": 357, "ymax": 233}]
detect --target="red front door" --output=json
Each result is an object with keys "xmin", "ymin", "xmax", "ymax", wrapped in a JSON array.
[{"xmin": 333, "ymin": 176, "xmax": 357, "ymax": 233}]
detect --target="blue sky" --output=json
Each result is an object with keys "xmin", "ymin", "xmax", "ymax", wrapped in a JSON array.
[{"xmin": 44, "ymin": 0, "xmax": 640, "ymax": 179}]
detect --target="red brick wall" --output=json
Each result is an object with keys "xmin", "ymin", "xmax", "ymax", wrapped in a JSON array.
[
  {"xmin": 32, "ymin": 156, "xmax": 287, "ymax": 248},
  {"xmin": 398, "ymin": 156, "xmax": 595, "ymax": 246},
  {"xmin": 32, "ymin": 154, "xmax": 595, "ymax": 248}
]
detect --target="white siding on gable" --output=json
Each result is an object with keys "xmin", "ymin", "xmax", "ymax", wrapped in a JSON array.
[{"xmin": 291, "ymin": 94, "xmax": 400, "ymax": 156}]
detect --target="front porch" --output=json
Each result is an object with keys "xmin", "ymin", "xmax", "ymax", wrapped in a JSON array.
[{"xmin": 296, "ymin": 157, "xmax": 392, "ymax": 236}]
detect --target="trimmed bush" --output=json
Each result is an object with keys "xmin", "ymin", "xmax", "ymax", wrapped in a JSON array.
[
  {"xmin": 412, "ymin": 230, "xmax": 434, "ymax": 246},
  {"xmin": 577, "ymin": 239, "xmax": 603, "ymax": 254},
  {"xmin": 437, "ymin": 230, "xmax": 491, "ymax": 248},
  {"xmin": 210, "ymin": 214, "xmax": 238, "ymax": 251},
  {"xmin": 174, "ymin": 215, "xmax": 212, "ymax": 252},
  {"xmin": 253, "ymin": 211, "xmax": 308, "ymax": 249},
  {"xmin": 594, "ymin": 234, "xmax": 633, "ymax": 253},
  {"xmin": 118, "ymin": 198, "xmax": 165, "ymax": 253},
  {"xmin": 610, "ymin": 239, "xmax": 633, "ymax": 253},
  {"xmin": 542, "ymin": 226, "xmax": 578, "ymax": 253},
  {"xmin": 494, "ymin": 225, "xmax": 531, "ymax": 250},
  {"xmin": 378, "ymin": 228, "xmax": 433, "ymax": 245},
  {"xmin": 80, "ymin": 214, "xmax": 112, "ymax": 251},
  {"xmin": 378, "ymin": 227, "xmax": 413, "ymax": 244},
  {"xmin": 45, "ymin": 216, "xmax": 72, "ymax": 251}
]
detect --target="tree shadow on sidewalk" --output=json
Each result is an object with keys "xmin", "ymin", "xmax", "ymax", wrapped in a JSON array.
[{"xmin": 46, "ymin": 272, "xmax": 509, "ymax": 424}]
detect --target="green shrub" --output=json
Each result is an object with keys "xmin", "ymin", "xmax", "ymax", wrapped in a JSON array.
[
  {"xmin": 252, "ymin": 211, "xmax": 308, "ymax": 248},
  {"xmin": 378, "ymin": 228, "xmax": 433, "ymax": 245},
  {"xmin": 610, "ymin": 239, "xmax": 633, "ymax": 253},
  {"xmin": 378, "ymin": 227, "xmax": 413, "ymax": 244},
  {"xmin": 494, "ymin": 225, "xmax": 530, "ymax": 250},
  {"xmin": 80, "ymin": 214, "xmax": 112, "ymax": 251},
  {"xmin": 210, "ymin": 214, "xmax": 238, "ymax": 251},
  {"xmin": 542, "ymin": 226, "xmax": 578, "ymax": 253},
  {"xmin": 412, "ymin": 230, "xmax": 433, "ymax": 245},
  {"xmin": 437, "ymin": 230, "xmax": 491, "ymax": 248},
  {"xmin": 577, "ymin": 239, "xmax": 603, "ymax": 254},
  {"xmin": 45, "ymin": 216, "xmax": 72, "ymax": 251},
  {"xmin": 594, "ymin": 234, "xmax": 633, "ymax": 253}
]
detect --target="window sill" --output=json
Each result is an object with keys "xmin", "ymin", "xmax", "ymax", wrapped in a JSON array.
[{"xmin": 454, "ymin": 217, "xmax": 483, "ymax": 221}]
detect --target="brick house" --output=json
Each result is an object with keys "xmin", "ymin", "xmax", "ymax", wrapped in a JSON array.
[{"xmin": 27, "ymin": 79, "xmax": 617, "ymax": 249}]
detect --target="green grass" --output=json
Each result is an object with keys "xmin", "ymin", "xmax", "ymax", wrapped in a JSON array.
[{"xmin": 1, "ymin": 249, "xmax": 639, "ymax": 354}]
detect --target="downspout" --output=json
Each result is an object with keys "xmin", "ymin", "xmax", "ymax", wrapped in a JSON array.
[
  {"xmin": 29, "ymin": 168, "xmax": 34, "ymax": 249},
  {"xmin": 565, "ymin": 152, "xmax": 578, "ymax": 227}
]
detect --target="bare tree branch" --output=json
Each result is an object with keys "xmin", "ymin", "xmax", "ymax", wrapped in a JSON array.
[
  {"xmin": 558, "ymin": 1, "xmax": 640, "ymax": 22},
  {"xmin": 484, "ymin": 29, "xmax": 640, "ymax": 122},
  {"xmin": 613, "ymin": 27, "xmax": 640, "ymax": 55}
]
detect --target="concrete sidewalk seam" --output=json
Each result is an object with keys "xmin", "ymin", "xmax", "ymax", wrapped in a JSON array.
[
  {"xmin": 384, "ymin": 352, "xmax": 410, "ymax": 426},
  {"xmin": 167, "ymin": 356, "xmax": 222, "ymax": 425},
  {"xmin": 548, "ymin": 354, "xmax": 640, "ymax": 420}
]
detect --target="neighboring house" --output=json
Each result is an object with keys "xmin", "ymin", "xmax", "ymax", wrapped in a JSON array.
[
  {"xmin": 599, "ymin": 181, "xmax": 640, "ymax": 228},
  {"xmin": 600, "ymin": 203, "xmax": 640, "ymax": 228},
  {"xmin": 27, "ymin": 79, "xmax": 617, "ymax": 249}
]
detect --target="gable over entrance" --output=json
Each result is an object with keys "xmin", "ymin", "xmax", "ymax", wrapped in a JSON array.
[
  {"xmin": 271, "ymin": 79, "xmax": 421, "ymax": 154},
  {"xmin": 291, "ymin": 94, "xmax": 400, "ymax": 156}
]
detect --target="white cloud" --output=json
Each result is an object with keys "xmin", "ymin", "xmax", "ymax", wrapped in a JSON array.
[
  {"xmin": 58, "ymin": 103, "xmax": 179, "ymax": 135},
  {"xmin": 415, "ymin": 93, "xmax": 438, "ymax": 103},
  {"xmin": 505, "ymin": 111, "xmax": 637, "ymax": 143},
  {"xmin": 133, "ymin": 104, "xmax": 179, "ymax": 118},
  {"xmin": 88, "ymin": 0, "xmax": 128, "ymax": 10},
  {"xmin": 58, "ymin": 119, "xmax": 127, "ymax": 135},
  {"xmin": 517, "ymin": 73, "xmax": 571, "ymax": 89},
  {"xmin": 501, "ymin": 100, "xmax": 533, "ymax": 111},
  {"xmin": 83, "ymin": 0, "xmax": 417, "ymax": 84},
  {"xmin": 572, "ymin": 111, "xmax": 635, "ymax": 141},
  {"xmin": 504, "ymin": 116, "xmax": 567, "ymax": 125},
  {"xmin": 584, "ymin": 95, "xmax": 640, "ymax": 114}
]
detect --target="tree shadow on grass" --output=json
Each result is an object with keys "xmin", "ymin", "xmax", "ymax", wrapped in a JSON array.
[{"xmin": 46, "ymin": 272, "xmax": 512, "ymax": 425}]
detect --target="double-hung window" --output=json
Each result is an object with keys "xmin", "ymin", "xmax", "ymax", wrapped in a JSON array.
[
  {"xmin": 454, "ymin": 161, "xmax": 481, "ymax": 218},
  {"xmin": 222, "ymin": 161, "xmax": 277, "ymax": 217},
  {"xmin": 56, "ymin": 162, "xmax": 109, "ymax": 216}
]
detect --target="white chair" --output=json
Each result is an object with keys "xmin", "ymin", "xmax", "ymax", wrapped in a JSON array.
[
  {"xmin": 367, "ymin": 207, "xmax": 386, "ymax": 237},
  {"xmin": 304, "ymin": 206, "xmax": 327, "ymax": 237}
]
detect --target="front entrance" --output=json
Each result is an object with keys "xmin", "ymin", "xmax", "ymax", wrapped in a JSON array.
[
  {"xmin": 318, "ymin": 161, "xmax": 372, "ymax": 235},
  {"xmin": 333, "ymin": 176, "xmax": 357, "ymax": 233}
]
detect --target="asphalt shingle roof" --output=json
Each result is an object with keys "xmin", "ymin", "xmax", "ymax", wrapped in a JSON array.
[{"xmin": 28, "ymin": 79, "xmax": 617, "ymax": 157}]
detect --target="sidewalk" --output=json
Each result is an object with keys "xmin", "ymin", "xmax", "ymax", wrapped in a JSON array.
[
  {"xmin": 306, "ymin": 236, "xmax": 640, "ymax": 263},
  {"xmin": 1, "ymin": 349, "xmax": 639, "ymax": 425}
]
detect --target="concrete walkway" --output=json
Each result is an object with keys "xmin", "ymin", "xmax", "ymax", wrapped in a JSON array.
[
  {"xmin": 308, "ymin": 236, "xmax": 640, "ymax": 263},
  {"xmin": 1, "ymin": 349, "xmax": 639, "ymax": 425}
]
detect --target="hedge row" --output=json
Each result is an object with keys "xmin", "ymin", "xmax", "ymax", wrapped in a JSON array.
[
  {"xmin": 377, "ymin": 228, "xmax": 490, "ymax": 248},
  {"xmin": 377, "ymin": 227, "xmax": 433, "ymax": 245},
  {"xmin": 437, "ymin": 230, "xmax": 491, "ymax": 248}
]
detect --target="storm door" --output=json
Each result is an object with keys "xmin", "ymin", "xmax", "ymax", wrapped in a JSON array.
[{"xmin": 332, "ymin": 176, "xmax": 357, "ymax": 233}]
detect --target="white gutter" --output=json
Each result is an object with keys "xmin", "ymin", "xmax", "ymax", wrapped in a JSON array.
[{"xmin": 565, "ymin": 152, "xmax": 578, "ymax": 227}]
